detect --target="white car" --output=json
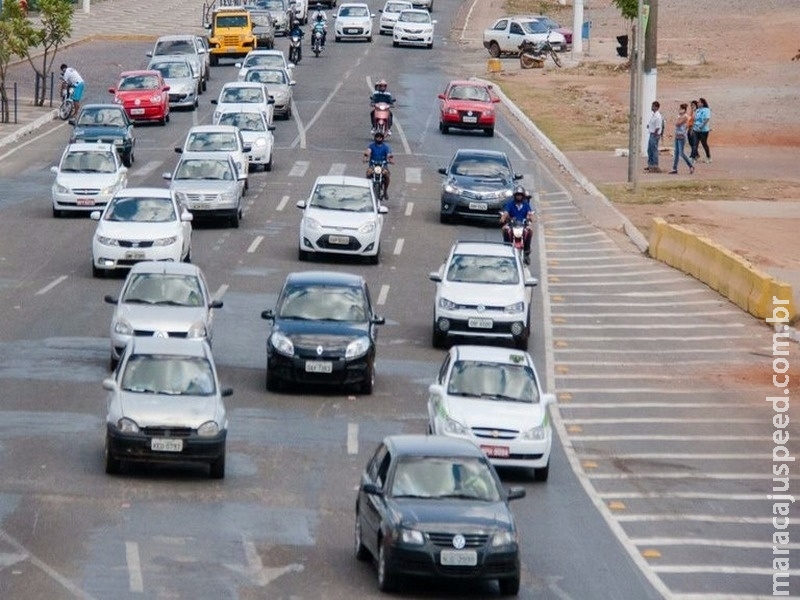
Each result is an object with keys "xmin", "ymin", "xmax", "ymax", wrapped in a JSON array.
[
  {"xmin": 429, "ymin": 241, "xmax": 537, "ymax": 349},
  {"xmin": 296, "ymin": 175, "xmax": 388, "ymax": 263},
  {"xmin": 241, "ymin": 66, "xmax": 295, "ymax": 119},
  {"xmin": 90, "ymin": 188, "xmax": 192, "ymax": 278},
  {"xmin": 427, "ymin": 345, "xmax": 555, "ymax": 481},
  {"xmin": 175, "ymin": 124, "xmax": 250, "ymax": 186},
  {"xmin": 378, "ymin": 0, "xmax": 412, "ymax": 35},
  {"xmin": 392, "ymin": 8, "xmax": 435, "ymax": 48},
  {"xmin": 292, "ymin": 0, "xmax": 308, "ymax": 24},
  {"xmin": 51, "ymin": 142, "xmax": 128, "ymax": 218},
  {"xmin": 334, "ymin": 3, "xmax": 374, "ymax": 42},
  {"xmin": 103, "ymin": 261, "xmax": 223, "ymax": 369},
  {"xmin": 215, "ymin": 106, "xmax": 276, "ymax": 172},
  {"xmin": 211, "ymin": 81, "xmax": 275, "ymax": 125},
  {"xmin": 483, "ymin": 16, "xmax": 566, "ymax": 57},
  {"xmin": 235, "ymin": 49, "xmax": 294, "ymax": 81}
]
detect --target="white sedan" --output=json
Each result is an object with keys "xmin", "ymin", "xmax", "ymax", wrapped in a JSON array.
[
  {"xmin": 378, "ymin": 0, "xmax": 412, "ymax": 34},
  {"xmin": 334, "ymin": 3, "xmax": 374, "ymax": 42},
  {"xmin": 235, "ymin": 49, "xmax": 294, "ymax": 82},
  {"xmin": 296, "ymin": 175, "xmax": 388, "ymax": 264},
  {"xmin": 211, "ymin": 81, "xmax": 275, "ymax": 126},
  {"xmin": 215, "ymin": 106, "xmax": 276, "ymax": 172},
  {"xmin": 90, "ymin": 188, "xmax": 192, "ymax": 278},
  {"xmin": 392, "ymin": 8, "xmax": 436, "ymax": 48},
  {"xmin": 51, "ymin": 143, "xmax": 128, "ymax": 218},
  {"xmin": 427, "ymin": 344, "xmax": 556, "ymax": 480}
]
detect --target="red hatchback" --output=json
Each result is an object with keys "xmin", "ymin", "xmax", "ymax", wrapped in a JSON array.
[
  {"xmin": 109, "ymin": 70, "xmax": 171, "ymax": 125},
  {"xmin": 437, "ymin": 79, "xmax": 500, "ymax": 137}
]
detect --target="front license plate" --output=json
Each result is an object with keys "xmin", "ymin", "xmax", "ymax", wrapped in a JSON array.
[
  {"xmin": 462, "ymin": 116, "xmax": 478, "ymax": 123},
  {"xmin": 306, "ymin": 360, "xmax": 333, "ymax": 373},
  {"xmin": 468, "ymin": 318, "xmax": 493, "ymax": 329},
  {"xmin": 125, "ymin": 250, "xmax": 145, "ymax": 260},
  {"xmin": 190, "ymin": 202, "xmax": 212, "ymax": 210},
  {"xmin": 328, "ymin": 235, "xmax": 349, "ymax": 245},
  {"xmin": 345, "ymin": 28, "xmax": 359, "ymax": 34},
  {"xmin": 468, "ymin": 202, "xmax": 488, "ymax": 211},
  {"xmin": 76, "ymin": 198, "xmax": 95, "ymax": 206},
  {"xmin": 481, "ymin": 445, "xmax": 510, "ymax": 458},
  {"xmin": 440, "ymin": 550, "xmax": 478, "ymax": 566},
  {"xmin": 130, "ymin": 108, "xmax": 145, "ymax": 115},
  {"xmin": 226, "ymin": 48, "xmax": 237, "ymax": 52},
  {"xmin": 151, "ymin": 438, "xmax": 183, "ymax": 452}
]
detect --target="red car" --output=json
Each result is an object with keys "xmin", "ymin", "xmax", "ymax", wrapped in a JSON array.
[
  {"xmin": 109, "ymin": 70, "xmax": 171, "ymax": 125},
  {"xmin": 437, "ymin": 79, "xmax": 500, "ymax": 137}
]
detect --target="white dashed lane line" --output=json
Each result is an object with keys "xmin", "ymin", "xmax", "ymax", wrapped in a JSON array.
[
  {"xmin": 247, "ymin": 236, "xmax": 264, "ymax": 254},
  {"xmin": 36, "ymin": 275, "xmax": 67, "ymax": 295}
]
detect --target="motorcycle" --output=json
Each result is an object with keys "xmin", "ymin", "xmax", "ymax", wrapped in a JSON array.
[
  {"xmin": 371, "ymin": 92, "xmax": 394, "ymax": 136},
  {"xmin": 288, "ymin": 32, "xmax": 303, "ymax": 64},
  {"xmin": 369, "ymin": 161, "xmax": 388, "ymax": 201},
  {"xmin": 311, "ymin": 27, "xmax": 324, "ymax": 57},
  {"xmin": 58, "ymin": 84, "xmax": 75, "ymax": 120},
  {"xmin": 505, "ymin": 218, "xmax": 530, "ymax": 264},
  {"xmin": 518, "ymin": 31, "xmax": 562, "ymax": 68}
]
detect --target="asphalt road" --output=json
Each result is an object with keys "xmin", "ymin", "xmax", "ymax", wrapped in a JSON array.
[{"xmin": 0, "ymin": 0, "xmax": 795, "ymax": 598}]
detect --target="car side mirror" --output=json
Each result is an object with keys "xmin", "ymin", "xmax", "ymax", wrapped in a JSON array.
[
  {"xmin": 108, "ymin": 87, "xmax": 116, "ymax": 94},
  {"xmin": 513, "ymin": 173, "xmax": 523, "ymax": 180},
  {"xmin": 429, "ymin": 271, "xmax": 442, "ymax": 282},
  {"xmin": 296, "ymin": 200, "xmax": 306, "ymax": 209},
  {"xmin": 50, "ymin": 166, "xmax": 58, "ymax": 174},
  {"xmin": 361, "ymin": 482, "xmax": 383, "ymax": 496},
  {"xmin": 104, "ymin": 294, "xmax": 118, "ymax": 305},
  {"xmin": 90, "ymin": 211, "xmax": 101, "ymax": 220},
  {"xmin": 372, "ymin": 315, "xmax": 386, "ymax": 326},
  {"xmin": 221, "ymin": 387, "xmax": 234, "ymax": 397},
  {"xmin": 524, "ymin": 277, "xmax": 539, "ymax": 287},
  {"xmin": 181, "ymin": 212, "xmax": 193, "ymax": 222},
  {"xmin": 437, "ymin": 167, "xmax": 447, "ymax": 175},
  {"xmin": 210, "ymin": 99, "xmax": 218, "ymax": 104},
  {"xmin": 68, "ymin": 119, "xmax": 76, "ymax": 125},
  {"xmin": 102, "ymin": 378, "xmax": 118, "ymax": 391},
  {"xmin": 437, "ymin": 93, "xmax": 445, "ymax": 100},
  {"xmin": 542, "ymin": 393, "xmax": 556, "ymax": 406},
  {"xmin": 162, "ymin": 172, "xmax": 172, "ymax": 180},
  {"xmin": 506, "ymin": 486, "xmax": 526, "ymax": 501},
  {"xmin": 146, "ymin": 51, "xmax": 153, "ymax": 57},
  {"xmin": 428, "ymin": 383, "xmax": 444, "ymax": 396},
  {"xmin": 261, "ymin": 309, "xmax": 275, "ymax": 321},
  {"xmin": 378, "ymin": 205, "xmax": 388, "ymax": 214},
  {"xmin": 174, "ymin": 147, "xmax": 183, "ymax": 153}
]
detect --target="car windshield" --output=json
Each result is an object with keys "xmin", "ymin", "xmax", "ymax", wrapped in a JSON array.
[
  {"xmin": 259, "ymin": 0, "xmax": 285, "ymax": 8},
  {"xmin": 185, "ymin": 132, "xmax": 238, "ymax": 152},
  {"xmin": 522, "ymin": 20, "xmax": 548, "ymax": 34},
  {"xmin": 246, "ymin": 69, "xmax": 285, "ymax": 84},
  {"xmin": 118, "ymin": 75, "xmax": 160, "ymax": 91},
  {"xmin": 105, "ymin": 197, "xmax": 176, "ymax": 222},
  {"xmin": 217, "ymin": 111, "xmax": 266, "ymax": 132},
  {"xmin": 60, "ymin": 150, "xmax": 116, "ymax": 173},
  {"xmin": 220, "ymin": 86, "xmax": 265, "ymax": 103},
  {"xmin": 216, "ymin": 15, "xmax": 249, "ymax": 27},
  {"xmin": 451, "ymin": 157, "xmax": 510, "ymax": 178},
  {"xmin": 244, "ymin": 54, "xmax": 285, "ymax": 69},
  {"xmin": 386, "ymin": 2, "xmax": 411, "ymax": 13},
  {"xmin": 391, "ymin": 457, "xmax": 500, "ymax": 502},
  {"xmin": 309, "ymin": 184, "xmax": 374, "ymax": 212},
  {"xmin": 154, "ymin": 39, "xmax": 195, "ymax": 55},
  {"xmin": 251, "ymin": 13, "xmax": 273, "ymax": 27},
  {"xmin": 153, "ymin": 62, "xmax": 192, "ymax": 79},
  {"xmin": 447, "ymin": 359, "xmax": 538, "ymax": 402},
  {"xmin": 277, "ymin": 284, "xmax": 368, "ymax": 321},
  {"xmin": 340, "ymin": 6, "xmax": 369, "ymax": 17},
  {"xmin": 446, "ymin": 254, "xmax": 520, "ymax": 284},
  {"xmin": 121, "ymin": 355, "xmax": 216, "ymax": 396},
  {"xmin": 447, "ymin": 85, "xmax": 490, "ymax": 102},
  {"xmin": 174, "ymin": 158, "xmax": 235, "ymax": 181},
  {"xmin": 77, "ymin": 108, "xmax": 126, "ymax": 127},
  {"xmin": 398, "ymin": 11, "xmax": 429, "ymax": 23},
  {"xmin": 122, "ymin": 273, "xmax": 204, "ymax": 307}
]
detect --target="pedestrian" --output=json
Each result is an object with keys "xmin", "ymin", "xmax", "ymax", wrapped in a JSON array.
[
  {"xmin": 687, "ymin": 99, "xmax": 699, "ymax": 162},
  {"xmin": 669, "ymin": 103, "xmax": 694, "ymax": 174},
  {"xmin": 693, "ymin": 97, "xmax": 712, "ymax": 163},
  {"xmin": 645, "ymin": 100, "xmax": 664, "ymax": 173}
]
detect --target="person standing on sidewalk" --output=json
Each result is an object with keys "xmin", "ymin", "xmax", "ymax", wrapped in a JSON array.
[
  {"xmin": 670, "ymin": 103, "xmax": 694, "ymax": 175},
  {"xmin": 645, "ymin": 101, "xmax": 664, "ymax": 173},
  {"xmin": 687, "ymin": 99, "xmax": 699, "ymax": 162},
  {"xmin": 60, "ymin": 64, "xmax": 85, "ymax": 118},
  {"xmin": 693, "ymin": 97, "xmax": 712, "ymax": 163}
]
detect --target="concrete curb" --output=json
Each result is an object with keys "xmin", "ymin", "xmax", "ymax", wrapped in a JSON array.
[{"xmin": 0, "ymin": 109, "xmax": 58, "ymax": 150}]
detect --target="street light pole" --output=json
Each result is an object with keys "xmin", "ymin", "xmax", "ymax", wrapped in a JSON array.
[{"xmin": 627, "ymin": 0, "xmax": 645, "ymax": 188}]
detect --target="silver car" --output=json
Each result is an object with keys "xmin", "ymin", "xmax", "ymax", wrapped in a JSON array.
[
  {"xmin": 147, "ymin": 34, "xmax": 209, "ymax": 92},
  {"xmin": 103, "ymin": 337, "xmax": 231, "ymax": 479},
  {"xmin": 147, "ymin": 56, "xmax": 200, "ymax": 109},
  {"xmin": 241, "ymin": 66, "xmax": 295, "ymax": 119},
  {"xmin": 104, "ymin": 261, "xmax": 223, "ymax": 369}
]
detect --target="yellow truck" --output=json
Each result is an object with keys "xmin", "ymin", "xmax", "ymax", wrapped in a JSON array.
[{"xmin": 204, "ymin": 5, "xmax": 257, "ymax": 66}]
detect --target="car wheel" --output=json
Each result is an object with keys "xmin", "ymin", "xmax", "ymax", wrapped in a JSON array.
[
  {"xmin": 432, "ymin": 327, "xmax": 447, "ymax": 349},
  {"xmin": 488, "ymin": 41, "xmax": 501, "ymax": 58},
  {"xmin": 485, "ymin": 127, "xmax": 494, "ymax": 137},
  {"xmin": 265, "ymin": 155, "xmax": 273, "ymax": 172},
  {"xmin": 335, "ymin": 36, "xmax": 341, "ymax": 42},
  {"xmin": 202, "ymin": 77, "xmax": 208, "ymax": 92},
  {"xmin": 230, "ymin": 209, "xmax": 241, "ymax": 229},
  {"xmin": 439, "ymin": 121, "xmax": 449, "ymax": 134},
  {"xmin": 183, "ymin": 245, "xmax": 192, "ymax": 264},
  {"xmin": 52, "ymin": 207, "xmax": 62, "ymax": 218},
  {"xmin": 514, "ymin": 335, "xmax": 529, "ymax": 350},
  {"xmin": 122, "ymin": 152, "xmax": 133, "ymax": 168},
  {"xmin": 92, "ymin": 264, "xmax": 104, "ymax": 279},
  {"xmin": 499, "ymin": 575, "xmax": 521, "ymax": 596},
  {"xmin": 439, "ymin": 212, "xmax": 452, "ymax": 224},
  {"xmin": 368, "ymin": 245, "xmax": 380, "ymax": 265},
  {"xmin": 533, "ymin": 461, "xmax": 550, "ymax": 482},
  {"xmin": 359, "ymin": 365, "xmax": 374, "ymax": 395},
  {"xmin": 354, "ymin": 511, "xmax": 370, "ymax": 561},
  {"xmin": 160, "ymin": 115, "xmax": 167, "ymax": 126},
  {"xmin": 210, "ymin": 54, "xmax": 219, "ymax": 66},
  {"xmin": 377, "ymin": 542, "xmax": 396, "ymax": 592},
  {"xmin": 266, "ymin": 365, "xmax": 281, "ymax": 392},
  {"xmin": 209, "ymin": 448, "xmax": 226, "ymax": 479},
  {"xmin": 285, "ymin": 103, "xmax": 292, "ymax": 120},
  {"xmin": 427, "ymin": 41, "xmax": 433, "ymax": 49},
  {"xmin": 298, "ymin": 247, "xmax": 310, "ymax": 261},
  {"xmin": 104, "ymin": 436, "xmax": 121, "ymax": 475}
]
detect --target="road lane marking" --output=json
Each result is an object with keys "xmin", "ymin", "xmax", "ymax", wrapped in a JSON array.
[
  {"xmin": 35, "ymin": 275, "xmax": 67, "ymax": 295},
  {"xmin": 347, "ymin": 422, "xmax": 358, "ymax": 455},
  {"xmin": 213, "ymin": 284, "xmax": 228, "ymax": 302},
  {"xmin": 562, "ymin": 418, "xmax": 761, "ymax": 424},
  {"xmin": 247, "ymin": 236, "xmax": 263, "ymax": 253},
  {"xmin": 650, "ymin": 566, "xmax": 800, "ymax": 576},
  {"xmin": 288, "ymin": 161, "xmax": 310, "ymax": 177},
  {"xmin": 132, "ymin": 160, "xmax": 163, "ymax": 180},
  {"xmin": 590, "ymin": 473, "xmax": 789, "ymax": 480},
  {"xmin": 404, "ymin": 202, "xmax": 413, "ymax": 216},
  {"xmin": 573, "ymin": 435, "xmax": 764, "ymax": 441},
  {"xmin": 393, "ymin": 238, "xmax": 404, "ymax": 255},
  {"xmin": 125, "ymin": 541, "xmax": 143, "ymax": 593},
  {"xmin": 329, "ymin": 163, "xmax": 347, "ymax": 176},
  {"xmin": 377, "ymin": 285, "xmax": 389, "ymax": 306},
  {"xmin": 276, "ymin": 195, "xmax": 291, "ymax": 211},
  {"xmin": 405, "ymin": 167, "xmax": 421, "ymax": 184},
  {"xmin": 630, "ymin": 538, "xmax": 800, "ymax": 549}
]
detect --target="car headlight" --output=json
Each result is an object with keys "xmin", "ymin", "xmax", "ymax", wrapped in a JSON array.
[
  {"xmin": 358, "ymin": 221, "xmax": 376, "ymax": 234},
  {"xmin": 187, "ymin": 321, "xmax": 208, "ymax": 339},
  {"xmin": 153, "ymin": 236, "xmax": 178, "ymax": 247},
  {"xmin": 220, "ymin": 190, "xmax": 238, "ymax": 203},
  {"xmin": 304, "ymin": 217, "xmax": 322, "ymax": 231},
  {"xmin": 197, "ymin": 421, "xmax": 221, "ymax": 436},
  {"xmin": 100, "ymin": 184, "xmax": 118, "ymax": 196},
  {"xmin": 503, "ymin": 189, "xmax": 514, "ymax": 198},
  {"xmin": 112, "ymin": 97, "xmax": 123, "ymax": 105},
  {"xmin": 443, "ymin": 182, "xmax": 462, "ymax": 194},
  {"xmin": 442, "ymin": 415, "xmax": 469, "ymax": 436},
  {"xmin": 445, "ymin": 107, "xmax": 459, "ymax": 116},
  {"xmin": 253, "ymin": 137, "xmax": 267, "ymax": 148},
  {"xmin": 438, "ymin": 297, "xmax": 457, "ymax": 311},
  {"xmin": 117, "ymin": 417, "xmax": 140, "ymax": 433},
  {"xmin": 490, "ymin": 530, "xmax": 516, "ymax": 547},
  {"xmin": 55, "ymin": 182, "xmax": 70, "ymax": 194},
  {"xmin": 114, "ymin": 138, "xmax": 124, "ymax": 146},
  {"xmin": 521, "ymin": 425, "xmax": 547, "ymax": 441},
  {"xmin": 399, "ymin": 528, "xmax": 425, "ymax": 546},
  {"xmin": 149, "ymin": 93, "xmax": 162, "ymax": 103},
  {"xmin": 113, "ymin": 319, "xmax": 133, "ymax": 336},
  {"xmin": 96, "ymin": 235, "xmax": 120, "ymax": 247},
  {"xmin": 345, "ymin": 336, "xmax": 371, "ymax": 359},
  {"xmin": 504, "ymin": 301, "xmax": 525, "ymax": 314},
  {"xmin": 270, "ymin": 331, "xmax": 294, "ymax": 356},
  {"xmin": 174, "ymin": 191, "xmax": 189, "ymax": 203}
]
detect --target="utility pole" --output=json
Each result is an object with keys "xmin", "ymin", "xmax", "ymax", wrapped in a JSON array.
[
  {"xmin": 572, "ymin": 0, "xmax": 584, "ymax": 55},
  {"xmin": 627, "ymin": 0, "xmax": 646, "ymax": 187},
  {"xmin": 641, "ymin": 0, "xmax": 658, "ymax": 157}
]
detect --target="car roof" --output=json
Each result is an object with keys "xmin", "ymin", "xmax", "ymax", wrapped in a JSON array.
[
  {"xmin": 128, "ymin": 261, "xmax": 202, "ymax": 276},
  {"xmin": 450, "ymin": 344, "xmax": 534, "ymax": 365},
  {"xmin": 63, "ymin": 142, "xmax": 117, "ymax": 153},
  {"xmin": 452, "ymin": 148, "xmax": 510, "ymax": 161},
  {"xmin": 399, "ymin": 8, "xmax": 429, "ymax": 14},
  {"xmin": 119, "ymin": 70, "xmax": 161, "ymax": 77},
  {"xmin": 284, "ymin": 270, "xmax": 366, "ymax": 288},
  {"xmin": 245, "ymin": 49, "xmax": 286, "ymax": 57},
  {"xmin": 177, "ymin": 151, "xmax": 236, "ymax": 161},
  {"xmin": 313, "ymin": 175, "xmax": 372, "ymax": 188},
  {"xmin": 114, "ymin": 187, "xmax": 172, "ymax": 199},
  {"xmin": 79, "ymin": 103, "xmax": 126, "ymax": 112},
  {"xmin": 155, "ymin": 34, "xmax": 199, "ymax": 41},
  {"xmin": 148, "ymin": 56, "xmax": 193, "ymax": 63},
  {"xmin": 187, "ymin": 124, "xmax": 240, "ymax": 134},
  {"xmin": 447, "ymin": 79, "xmax": 491, "ymax": 89},
  {"xmin": 128, "ymin": 336, "xmax": 212, "ymax": 358},
  {"xmin": 222, "ymin": 81, "xmax": 267, "ymax": 89},
  {"xmin": 452, "ymin": 240, "xmax": 517, "ymax": 258},
  {"xmin": 384, "ymin": 434, "xmax": 486, "ymax": 459},
  {"xmin": 215, "ymin": 104, "xmax": 268, "ymax": 115}
]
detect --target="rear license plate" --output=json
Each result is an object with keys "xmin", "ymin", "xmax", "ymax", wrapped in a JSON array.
[
  {"xmin": 328, "ymin": 235, "xmax": 349, "ymax": 245},
  {"xmin": 468, "ymin": 202, "xmax": 488, "ymax": 211},
  {"xmin": 468, "ymin": 318, "xmax": 493, "ymax": 329},
  {"xmin": 306, "ymin": 361, "xmax": 333, "ymax": 373},
  {"xmin": 151, "ymin": 438, "xmax": 183, "ymax": 452},
  {"xmin": 440, "ymin": 550, "xmax": 477, "ymax": 566},
  {"xmin": 76, "ymin": 198, "xmax": 95, "ymax": 206},
  {"xmin": 125, "ymin": 250, "xmax": 145, "ymax": 260},
  {"xmin": 462, "ymin": 116, "xmax": 478, "ymax": 123},
  {"xmin": 131, "ymin": 108, "xmax": 145, "ymax": 115},
  {"xmin": 481, "ymin": 445, "xmax": 510, "ymax": 458}
]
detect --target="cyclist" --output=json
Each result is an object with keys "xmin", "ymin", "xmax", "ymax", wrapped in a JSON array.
[
  {"xmin": 363, "ymin": 131, "xmax": 394, "ymax": 200},
  {"xmin": 60, "ymin": 63, "xmax": 85, "ymax": 118}
]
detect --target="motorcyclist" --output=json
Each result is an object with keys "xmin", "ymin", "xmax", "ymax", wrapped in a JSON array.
[
  {"xmin": 289, "ymin": 22, "xmax": 304, "ymax": 62},
  {"xmin": 369, "ymin": 79, "xmax": 395, "ymax": 135},
  {"xmin": 500, "ymin": 185, "xmax": 536, "ymax": 264},
  {"xmin": 60, "ymin": 63, "xmax": 85, "ymax": 119},
  {"xmin": 311, "ymin": 11, "xmax": 327, "ymax": 47},
  {"xmin": 363, "ymin": 131, "xmax": 394, "ymax": 200}
]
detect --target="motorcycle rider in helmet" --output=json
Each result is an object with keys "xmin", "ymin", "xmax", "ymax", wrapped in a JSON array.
[
  {"xmin": 500, "ymin": 185, "xmax": 536, "ymax": 264},
  {"xmin": 370, "ymin": 78, "xmax": 395, "ymax": 135},
  {"xmin": 311, "ymin": 3, "xmax": 327, "ymax": 46},
  {"xmin": 288, "ymin": 20, "xmax": 304, "ymax": 62},
  {"xmin": 363, "ymin": 131, "xmax": 394, "ymax": 199}
]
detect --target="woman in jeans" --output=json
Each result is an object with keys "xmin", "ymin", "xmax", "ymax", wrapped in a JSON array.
[
  {"xmin": 692, "ymin": 97, "xmax": 712, "ymax": 163},
  {"xmin": 670, "ymin": 103, "xmax": 694, "ymax": 174}
]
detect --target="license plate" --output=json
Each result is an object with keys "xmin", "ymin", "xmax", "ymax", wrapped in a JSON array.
[
  {"xmin": 468, "ymin": 202, "xmax": 488, "ymax": 211},
  {"xmin": 131, "ymin": 108, "xmax": 145, "ymax": 115},
  {"xmin": 462, "ymin": 116, "xmax": 478, "ymax": 123},
  {"xmin": 305, "ymin": 360, "xmax": 333, "ymax": 373},
  {"xmin": 328, "ymin": 235, "xmax": 349, "ymax": 245},
  {"xmin": 440, "ymin": 550, "xmax": 478, "ymax": 566},
  {"xmin": 468, "ymin": 318, "xmax": 493, "ymax": 329},
  {"xmin": 345, "ymin": 28, "xmax": 359, "ymax": 34},
  {"xmin": 151, "ymin": 438, "xmax": 183, "ymax": 452},
  {"xmin": 125, "ymin": 250, "xmax": 145, "ymax": 260},
  {"xmin": 76, "ymin": 198, "xmax": 95, "ymax": 206},
  {"xmin": 481, "ymin": 445, "xmax": 510, "ymax": 458},
  {"xmin": 226, "ymin": 48, "xmax": 237, "ymax": 52},
  {"xmin": 191, "ymin": 202, "xmax": 212, "ymax": 210}
]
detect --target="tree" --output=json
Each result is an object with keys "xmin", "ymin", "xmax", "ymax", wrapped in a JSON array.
[
  {"xmin": 612, "ymin": 0, "xmax": 639, "ymax": 21},
  {"xmin": 19, "ymin": 0, "xmax": 73, "ymax": 106},
  {"xmin": 0, "ymin": 0, "xmax": 33, "ymax": 123}
]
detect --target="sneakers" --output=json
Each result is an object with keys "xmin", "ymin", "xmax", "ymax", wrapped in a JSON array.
[
  {"xmin": 669, "ymin": 170, "xmax": 678, "ymax": 174},
  {"xmin": 704, "ymin": 158, "xmax": 712, "ymax": 164},
  {"xmin": 689, "ymin": 166, "xmax": 695, "ymax": 174}
]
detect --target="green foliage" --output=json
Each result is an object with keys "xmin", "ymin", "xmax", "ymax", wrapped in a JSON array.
[
  {"xmin": 0, "ymin": 0, "xmax": 36, "ymax": 122},
  {"xmin": 20, "ymin": 0, "xmax": 73, "ymax": 105},
  {"xmin": 612, "ymin": 0, "xmax": 639, "ymax": 21}
]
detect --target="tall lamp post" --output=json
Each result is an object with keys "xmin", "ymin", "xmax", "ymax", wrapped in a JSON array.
[{"xmin": 626, "ymin": 0, "xmax": 646, "ymax": 189}]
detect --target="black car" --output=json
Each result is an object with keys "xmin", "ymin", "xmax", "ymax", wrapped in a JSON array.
[
  {"xmin": 261, "ymin": 271, "xmax": 384, "ymax": 394},
  {"xmin": 355, "ymin": 435, "xmax": 525, "ymax": 595},
  {"xmin": 249, "ymin": 9, "xmax": 276, "ymax": 48},
  {"xmin": 69, "ymin": 104, "xmax": 136, "ymax": 167},
  {"xmin": 438, "ymin": 148, "xmax": 523, "ymax": 225}
]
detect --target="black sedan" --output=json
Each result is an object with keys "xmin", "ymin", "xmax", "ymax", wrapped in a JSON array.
[
  {"xmin": 261, "ymin": 271, "xmax": 384, "ymax": 394},
  {"xmin": 69, "ymin": 104, "xmax": 136, "ymax": 167},
  {"xmin": 355, "ymin": 434, "xmax": 525, "ymax": 595},
  {"xmin": 438, "ymin": 148, "xmax": 524, "ymax": 225}
]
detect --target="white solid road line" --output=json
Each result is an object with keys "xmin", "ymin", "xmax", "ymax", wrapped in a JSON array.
[
  {"xmin": 328, "ymin": 163, "xmax": 347, "ymax": 176},
  {"xmin": 288, "ymin": 161, "xmax": 310, "ymax": 177},
  {"xmin": 347, "ymin": 423, "xmax": 358, "ymax": 455},
  {"xmin": 247, "ymin": 236, "xmax": 263, "ymax": 254},
  {"xmin": 35, "ymin": 275, "xmax": 67, "ymax": 295},
  {"xmin": 405, "ymin": 167, "xmax": 421, "ymax": 184},
  {"xmin": 276, "ymin": 194, "xmax": 291, "ymax": 211},
  {"xmin": 630, "ymin": 538, "xmax": 800, "ymax": 549},
  {"xmin": 125, "ymin": 541, "xmax": 144, "ymax": 593}
]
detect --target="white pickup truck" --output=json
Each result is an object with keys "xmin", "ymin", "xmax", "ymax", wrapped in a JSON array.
[{"xmin": 483, "ymin": 16, "xmax": 565, "ymax": 57}]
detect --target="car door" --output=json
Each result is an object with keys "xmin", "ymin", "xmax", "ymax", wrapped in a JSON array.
[
  {"xmin": 506, "ymin": 20, "xmax": 526, "ymax": 52},
  {"xmin": 360, "ymin": 444, "xmax": 390, "ymax": 556},
  {"xmin": 175, "ymin": 197, "xmax": 192, "ymax": 256}
]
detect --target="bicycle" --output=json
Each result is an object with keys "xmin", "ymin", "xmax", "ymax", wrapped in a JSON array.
[{"xmin": 58, "ymin": 83, "xmax": 75, "ymax": 120}]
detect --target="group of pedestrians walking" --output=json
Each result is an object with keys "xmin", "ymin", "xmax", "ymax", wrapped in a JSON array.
[{"xmin": 645, "ymin": 97, "xmax": 712, "ymax": 174}]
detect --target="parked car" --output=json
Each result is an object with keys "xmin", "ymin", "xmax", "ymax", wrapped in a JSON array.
[
  {"xmin": 51, "ymin": 143, "xmax": 128, "ymax": 218},
  {"xmin": 235, "ymin": 49, "xmax": 295, "ymax": 82},
  {"xmin": 69, "ymin": 104, "xmax": 135, "ymax": 167},
  {"xmin": 427, "ymin": 345, "xmax": 555, "ymax": 480},
  {"xmin": 483, "ymin": 16, "xmax": 566, "ymax": 57},
  {"xmin": 109, "ymin": 70, "xmax": 171, "ymax": 125},
  {"xmin": 378, "ymin": 0, "xmax": 412, "ymax": 35},
  {"xmin": 525, "ymin": 14, "xmax": 573, "ymax": 48},
  {"xmin": 215, "ymin": 106, "xmax": 276, "ymax": 172},
  {"xmin": 438, "ymin": 148, "xmax": 523, "ymax": 224},
  {"xmin": 163, "ymin": 152, "xmax": 245, "ymax": 228},
  {"xmin": 103, "ymin": 337, "xmax": 231, "ymax": 479},
  {"xmin": 175, "ymin": 124, "xmax": 251, "ymax": 187},
  {"xmin": 334, "ymin": 3, "xmax": 374, "ymax": 42},
  {"xmin": 429, "ymin": 241, "xmax": 537, "ymax": 349},
  {"xmin": 392, "ymin": 8, "xmax": 435, "ymax": 48},
  {"xmin": 146, "ymin": 34, "xmax": 209, "ymax": 92},
  {"xmin": 297, "ymin": 175, "xmax": 388, "ymax": 263},
  {"xmin": 241, "ymin": 66, "xmax": 294, "ymax": 119},
  {"xmin": 147, "ymin": 56, "xmax": 200, "ymax": 110},
  {"xmin": 261, "ymin": 271, "xmax": 384, "ymax": 394},
  {"xmin": 354, "ymin": 434, "xmax": 525, "ymax": 594},
  {"xmin": 438, "ymin": 79, "xmax": 500, "ymax": 136},
  {"xmin": 249, "ymin": 9, "xmax": 276, "ymax": 48},
  {"xmin": 90, "ymin": 188, "xmax": 193, "ymax": 277},
  {"xmin": 104, "ymin": 261, "xmax": 223, "ymax": 369},
  {"xmin": 212, "ymin": 80, "xmax": 276, "ymax": 125},
  {"xmin": 256, "ymin": 0, "xmax": 293, "ymax": 36}
]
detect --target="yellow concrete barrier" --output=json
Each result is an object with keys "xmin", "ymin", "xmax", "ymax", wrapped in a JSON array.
[{"xmin": 487, "ymin": 58, "xmax": 502, "ymax": 73}]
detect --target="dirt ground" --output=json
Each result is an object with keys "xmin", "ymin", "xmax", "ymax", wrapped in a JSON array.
[{"xmin": 466, "ymin": 0, "xmax": 800, "ymax": 280}]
